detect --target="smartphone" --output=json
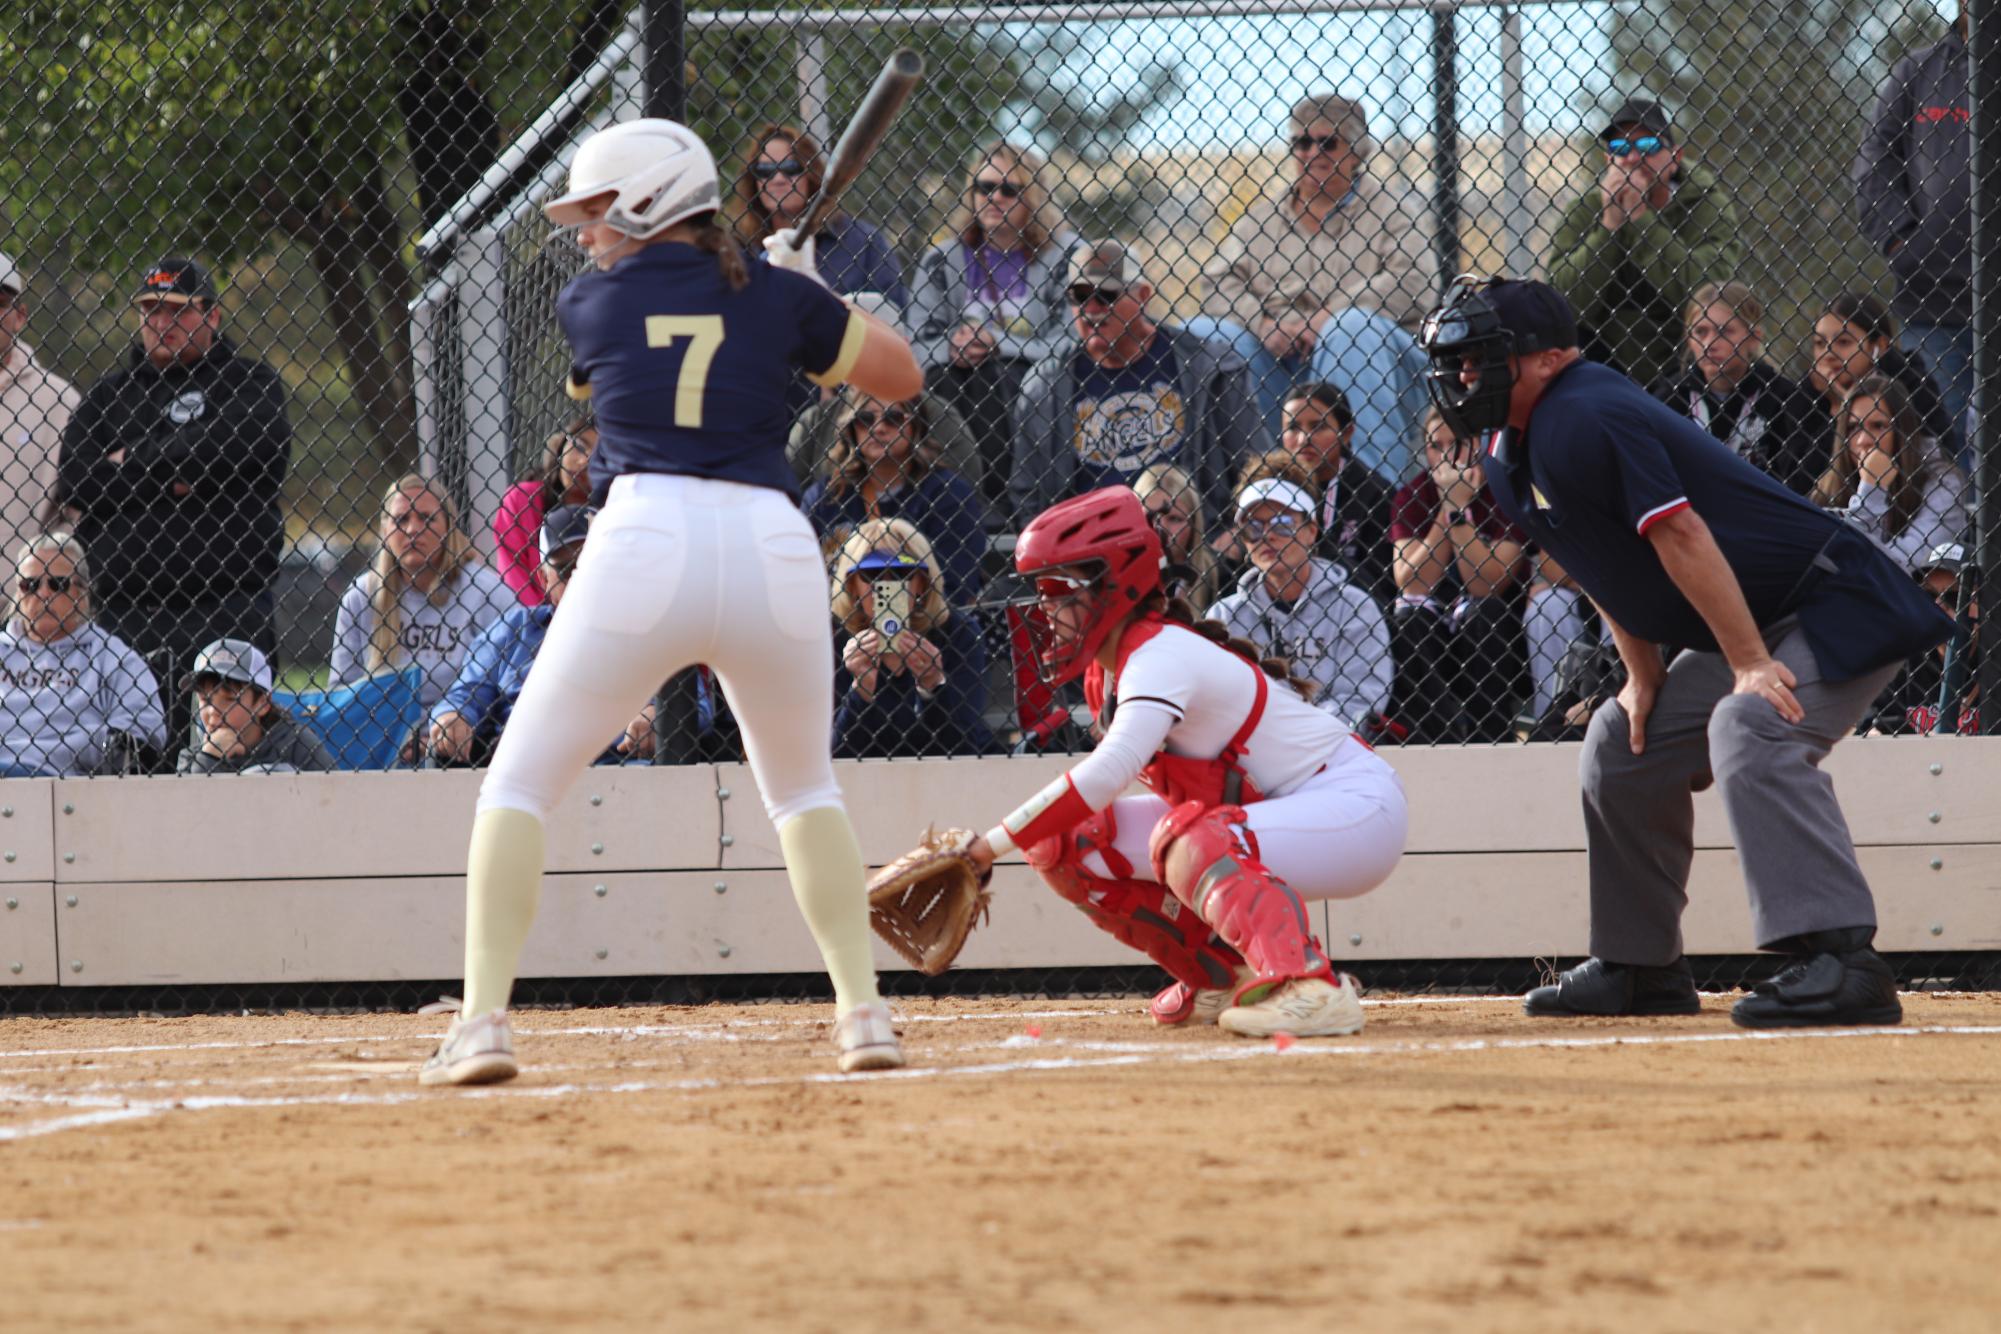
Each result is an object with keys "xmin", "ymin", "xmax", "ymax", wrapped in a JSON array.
[{"xmin": 872, "ymin": 580, "xmax": 913, "ymax": 641}]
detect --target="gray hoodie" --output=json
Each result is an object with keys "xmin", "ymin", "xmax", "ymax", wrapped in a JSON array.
[
  {"xmin": 1205, "ymin": 557, "xmax": 1393, "ymax": 729},
  {"xmin": 0, "ymin": 620, "xmax": 164, "ymax": 776},
  {"xmin": 1853, "ymin": 28, "xmax": 1970, "ymax": 325},
  {"xmin": 176, "ymin": 706, "xmax": 337, "ymax": 775}
]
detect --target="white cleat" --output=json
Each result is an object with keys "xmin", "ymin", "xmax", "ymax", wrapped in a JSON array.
[
  {"xmin": 1151, "ymin": 966, "xmax": 1259, "ymax": 1026},
  {"xmin": 1218, "ymin": 973, "xmax": 1366, "ymax": 1039},
  {"xmin": 419, "ymin": 1008, "xmax": 519, "ymax": 1087},
  {"xmin": 835, "ymin": 1001, "xmax": 905, "ymax": 1073}
]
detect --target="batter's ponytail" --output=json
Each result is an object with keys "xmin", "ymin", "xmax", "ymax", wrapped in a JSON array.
[
  {"xmin": 1143, "ymin": 592, "xmax": 1317, "ymax": 702},
  {"xmin": 689, "ymin": 213, "xmax": 750, "ymax": 291}
]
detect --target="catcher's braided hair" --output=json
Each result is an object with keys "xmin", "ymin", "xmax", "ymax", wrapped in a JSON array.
[{"xmin": 1140, "ymin": 591, "xmax": 1318, "ymax": 702}]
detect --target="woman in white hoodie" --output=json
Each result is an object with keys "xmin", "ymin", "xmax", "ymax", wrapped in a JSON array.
[{"xmin": 1812, "ymin": 373, "xmax": 1970, "ymax": 573}]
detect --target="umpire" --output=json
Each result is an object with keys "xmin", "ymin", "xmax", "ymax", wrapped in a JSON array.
[{"xmin": 1421, "ymin": 277, "xmax": 1949, "ymax": 1028}]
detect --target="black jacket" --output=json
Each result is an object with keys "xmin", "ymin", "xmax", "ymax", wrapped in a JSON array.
[
  {"xmin": 1649, "ymin": 363, "xmax": 1822, "ymax": 497},
  {"xmin": 1317, "ymin": 456, "xmax": 1395, "ymax": 609},
  {"xmin": 58, "ymin": 338, "xmax": 291, "ymax": 611},
  {"xmin": 1852, "ymin": 28, "xmax": 1970, "ymax": 325}
]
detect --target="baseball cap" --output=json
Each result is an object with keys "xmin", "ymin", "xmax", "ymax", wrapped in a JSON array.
[
  {"xmin": 1235, "ymin": 477, "xmax": 1317, "ymax": 522},
  {"xmin": 1065, "ymin": 239, "xmax": 1148, "ymax": 293},
  {"xmin": 1482, "ymin": 279, "xmax": 1580, "ymax": 354},
  {"xmin": 540, "ymin": 505, "xmax": 595, "ymax": 560},
  {"xmin": 0, "ymin": 252, "xmax": 20, "ymax": 296},
  {"xmin": 1918, "ymin": 541, "xmax": 1971, "ymax": 578},
  {"xmin": 1601, "ymin": 98, "xmax": 1673, "ymax": 144},
  {"xmin": 181, "ymin": 638, "xmax": 273, "ymax": 694},
  {"xmin": 853, "ymin": 549, "xmax": 926, "ymax": 578},
  {"xmin": 132, "ymin": 257, "xmax": 217, "ymax": 307}
]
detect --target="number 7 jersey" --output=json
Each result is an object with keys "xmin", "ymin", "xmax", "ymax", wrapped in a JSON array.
[{"xmin": 557, "ymin": 244, "xmax": 865, "ymax": 500}]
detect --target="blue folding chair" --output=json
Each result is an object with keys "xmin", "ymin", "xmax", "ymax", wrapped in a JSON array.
[{"xmin": 272, "ymin": 669, "xmax": 424, "ymax": 770}]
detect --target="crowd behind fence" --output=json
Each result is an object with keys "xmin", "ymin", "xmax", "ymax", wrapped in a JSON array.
[{"xmin": 0, "ymin": 0, "xmax": 1984, "ymax": 775}]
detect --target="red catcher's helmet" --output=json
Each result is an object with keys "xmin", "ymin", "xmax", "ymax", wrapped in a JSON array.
[{"xmin": 1012, "ymin": 488, "xmax": 1164, "ymax": 685}]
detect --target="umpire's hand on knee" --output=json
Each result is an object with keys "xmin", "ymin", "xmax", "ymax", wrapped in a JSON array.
[
  {"xmin": 1732, "ymin": 656, "xmax": 1804, "ymax": 725},
  {"xmin": 1615, "ymin": 675, "xmax": 1657, "ymax": 755}
]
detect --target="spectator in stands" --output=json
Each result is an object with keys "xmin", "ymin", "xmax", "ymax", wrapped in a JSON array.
[
  {"xmin": 1804, "ymin": 292, "xmax": 1953, "ymax": 459},
  {"xmin": 1206, "ymin": 477, "xmax": 1393, "ymax": 728},
  {"xmin": 732, "ymin": 122, "xmax": 908, "ymax": 307},
  {"xmin": 803, "ymin": 390, "xmax": 988, "ymax": 603},
  {"xmin": 429, "ymin": 506, "xmax": 653, "ymax": 767},
  {"xmin": 1133, "ymin": 463, "xmax": 1221, "ymax": 611},
  {"xmin": 1012, "ymin": 239, "xmax": 1263, "ymax": 525},
  {"xmin": 1387, "ymin": 408, "xmax": 1530, "ymax": 742},
  {"xmin": 908, "ymin": 141, "xmax": 1077, "ymax": 506},
  {"xmin": 1547, "ymin": 100, "xmax": 1744, "ymax": 388},
  {"xmin": 1864, "ymin": 539, "xmax": 1979, "ymax": 736},
  {"xmin": 56, "ymin": 257, "xmax": 290, "ymax": 754},
  {"xmin": 830, "ymin": 519, "xmax": 993, "ymax": 759},
  {"xmin": 1522, "ymin": 554, "xmax": 1595, "ymax": 731},
  {"xmin": 1811, "ymin": 374, "xmax": 1970, "ymax": 574},
  {"xmin": 1853, "ymin": 6, "xmax": 1971, "ymax": 461},
  {"xmin": 1652, "ymin": 281, "xmax": 1821, "ymax": 495},
  {"xmin": 1269, "ymin": 381, "xmax": 1394, "ymax": 605},
  {"xmin": 0, "ymin": 531, "xmax": 163, "ymax": 776},
  {"xmin": 330, "ymin": 474, "xmax": 507, "ymax": 723},
  {"xmin": 0, "ymin": 251, "xmax": 74, "ymax": 567},
  {"xmin": 175, "ymin": 637, "xmax": 334, "ymax": 775},
  {"xmin": 493, "ymin": 416, "xmax": 594, "ymax": 608},
  {"xmin": 1194, "ymin": 92, "xmax": 1436, "ymax": 476}
]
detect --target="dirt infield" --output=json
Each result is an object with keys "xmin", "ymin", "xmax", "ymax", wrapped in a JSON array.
[{"xmin": 3, "ymin": 992, "xmax": 1999, "ymax": 1333}]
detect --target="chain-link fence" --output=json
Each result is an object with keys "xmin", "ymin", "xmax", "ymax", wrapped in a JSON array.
[{"xmin": 0, "ymin": 0, "xmax": 1984, "ymax": 773}]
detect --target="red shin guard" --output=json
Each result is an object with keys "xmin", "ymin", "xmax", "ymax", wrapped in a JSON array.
[
  {"xmin": 1149, "ymin": 801, "xmax": 1333, "ymax": 1002},
  {"xmin": 1024, "ymin": 807, "xmax": 1242, "ymax": 991}
]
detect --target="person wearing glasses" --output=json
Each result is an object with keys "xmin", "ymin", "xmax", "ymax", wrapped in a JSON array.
[
  {"xmin": 1206, "ymin": 478, "xmax": 1392, "ymax": 730},
  {"xmin": 175, "ymin": 637, "xmax": 334, "ymax": 775},
  {"xmin": 1011, "ymin": 239, "xmax": 1262, "ymax": 527},
  {"xmin": 1546, "ymin": 99, "xmax": 1744, "ymax": 390},
  {"xmin": 1193, "ymin": 93, "xmax": 1432, "ymax": 480},
  {"xmin": 426, "ymin": 507, "xmax": 652, "ymax": 767},
  {"xmin": 907, "ymin": 140, "xmax": 1078, "ymax": 506},
  {"xmin": 802, "ymin": 391, "xmax": 988, "ymax": 603},
  {"xmin": 329, "ymin": 474, "xmax": 507, "ymax": 722},
  {"xmin": 55, "ymin": 257, "xmax": 291, "ymax": 759},
  {"xmin": 493, "ymin": 415, "xmax": 596, "ymax": 608},
  {"xmin": 1810, "ymin": 373, "xmax": 1969, "ymax": 575},
  {"xmin": 0, "ymin": 531, "xmax": 164, "ymax": 777}
]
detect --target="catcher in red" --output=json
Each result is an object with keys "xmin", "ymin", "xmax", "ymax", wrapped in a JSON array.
[{"xmin": 949, "ymin": 487, "xmax": 1408, "ymax": 1037}]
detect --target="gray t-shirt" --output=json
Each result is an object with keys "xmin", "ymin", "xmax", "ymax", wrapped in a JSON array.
[
  {"xmin": 329, "ymin": 564, "xmax": 509, "ymax": 707},
  {"xmin": 0, "ymin": 620, "xmax": 165, "ymax": 776}
]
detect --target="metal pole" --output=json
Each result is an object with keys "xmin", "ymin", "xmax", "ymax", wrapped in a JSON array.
[
  {"xmin": 459, "ymin": 233, "xmax": 511, "ymax": 560},
  {"xmin": 1430, "ymin": 2, "xmax": 1462, "ymax": 284},
  {"xmin": 1499, "ymin": 5, "xmax": 1534, "ymax": 278},
  {"xmin": 797, "ymin": 32, "xmax": 835, "ymax": 145},
  {"xmin": 1977, "ymin": 2, "xmax": 2000, "ymax": 732},
  {"xmin": 645, "ymin": 0, "xmax": 686, "ymax": 120}
]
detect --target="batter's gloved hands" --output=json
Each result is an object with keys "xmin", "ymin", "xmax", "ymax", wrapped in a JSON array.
[{"xmin": 762, "ymin": 228, "xmax": 824, "ymax": 286}]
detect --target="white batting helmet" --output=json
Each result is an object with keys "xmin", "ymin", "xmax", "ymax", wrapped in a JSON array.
[{"xmin": 544, "ymin": 118, "xmax": 721, "ymax": 238}]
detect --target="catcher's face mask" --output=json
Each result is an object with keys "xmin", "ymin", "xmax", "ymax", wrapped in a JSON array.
[
  {"xmin": 1421, "ymin": 276, "xmax": 1519, "ymax": 441},
  {"xmin": 1017, "ymin": 561, "xmax": 1116, "ymax": 686}
]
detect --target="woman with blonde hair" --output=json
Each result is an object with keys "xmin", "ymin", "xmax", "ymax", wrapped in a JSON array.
[
  {"xmin": 330, "ymin": 474, "xmax": 507, "ymax": 712},
  {"xmin": 907, "ymin": 139, "xmax": 1077, "ymax": 501},
  {"xmin": 1812, "ymin": 372, "xmax": 1969, "ymax": 573},
  {"xmin": 1132, "ymin": 463, "xmax": 1220, "ymax": 611},
  {"xmin": 829, "ymin": 517, "xmax": 992, "ymax": 758}
]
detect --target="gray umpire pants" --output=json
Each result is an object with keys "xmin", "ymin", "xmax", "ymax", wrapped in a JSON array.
[{"xmin": 1578, "ymin": 618, "xmax": 1900, "ymax": 964}]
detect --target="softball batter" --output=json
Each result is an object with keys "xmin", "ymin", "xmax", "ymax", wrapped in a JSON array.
[
  {"xmin": 422, "ymin": 118, "xmax": 923, "ymax": 1085},
  {"xmin": 960, "ymin": 488, "xmax": 1408, "ymax": 1037}
]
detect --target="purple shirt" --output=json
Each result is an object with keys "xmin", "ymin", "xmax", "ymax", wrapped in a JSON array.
[{"xmin": 964, "ymin": 243, "xmax": 1031, "ymax": 321}]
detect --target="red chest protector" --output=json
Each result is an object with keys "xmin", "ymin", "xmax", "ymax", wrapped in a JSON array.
[{"xmin": 1084, "ymin": 616, "xmax": 1270, "ymax": 810}]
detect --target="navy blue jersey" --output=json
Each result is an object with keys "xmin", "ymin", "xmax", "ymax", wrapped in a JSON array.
[
  {"xmin": 558, "ymin": 244, "xmax": 863, "ymax": 499},
  {"xmin": 1482, "ymin": 360, "xmax": 1947, "ymax": 680}
]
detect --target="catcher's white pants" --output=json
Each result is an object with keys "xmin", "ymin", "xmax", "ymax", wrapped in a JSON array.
[
  {"xmin": 1082, "ymin": 745, "xmax": 1408, "ymax": 900},
  {"xmin": 478, "ymin": 473, "xmax": 843, "ymax": 824}
]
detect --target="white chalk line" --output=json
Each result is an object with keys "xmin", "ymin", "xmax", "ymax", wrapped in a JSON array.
[{"xmin": 2, "ymin": 1020, "xmax": 1998, "ymax": 1144}]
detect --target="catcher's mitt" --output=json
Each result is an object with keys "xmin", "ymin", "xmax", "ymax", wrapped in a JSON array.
[{"xmin": 866, "ymin": 826, "xmax": 993, "ymax": 975}]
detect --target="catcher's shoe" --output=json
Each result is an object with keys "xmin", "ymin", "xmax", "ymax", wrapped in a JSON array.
[
  {"xmin": 1219, "ymin": 973, "xmax": 1366, "ymax": 1039},
  {"xmin": 1150, "ymin": 966, "xmax": 1258, "ymax": 1026},
  {"xmin": 419, "ymin": 1008, "xmax": 518, "ymax": 1087},
  {"xmin": 835, "ymin": 1001, "xmax": 905, "ymax": 1073}
]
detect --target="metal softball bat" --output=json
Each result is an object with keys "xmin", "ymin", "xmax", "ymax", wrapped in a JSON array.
[{"xmin": 793, "ymin": 48, "xmax": 925, "ymax": 240}]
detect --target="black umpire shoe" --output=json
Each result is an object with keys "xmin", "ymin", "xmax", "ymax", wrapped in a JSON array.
[
  {"xmin": 1730, "ymin": 928, "xmax": 1903, "ymax": 1028},
  {"xmin": 1523, "ymin": 956, "xmax": 1702, "ymax": 1017}
]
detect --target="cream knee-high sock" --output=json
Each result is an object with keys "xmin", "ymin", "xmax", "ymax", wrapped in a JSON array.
[
  {"xmin": 461, "ymin": 807, "xmax": 546, "ymax": 1018},
  {"xmin": 776, "ymin": 805, "xmax": 882, "ymax": 1014}
]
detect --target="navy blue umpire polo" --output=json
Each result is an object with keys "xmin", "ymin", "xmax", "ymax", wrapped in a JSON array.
[
  {"xmin": 1480, "ymin": 359, "xmax": 1949, "ymax": 681},
  {"xmin": 558, "ymin": 243, "xmax": 863, "ymax": 502}
]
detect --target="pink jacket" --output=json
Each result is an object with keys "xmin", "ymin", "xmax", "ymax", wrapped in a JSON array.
[{"xmin": 494, "ymin": 480, "xmax": 547, "ymax": 607}]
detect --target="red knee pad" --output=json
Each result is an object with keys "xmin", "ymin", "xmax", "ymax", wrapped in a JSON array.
[
  {"xmin": 1024, "ymin": 806, "xmax": 1238, "ymax": 992},
  {"xmin": 1147, "ymin": 801, "xmax": 1331, "ymax": 1000}
]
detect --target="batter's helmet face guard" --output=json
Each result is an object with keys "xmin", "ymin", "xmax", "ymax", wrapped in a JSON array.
[
  {"xmin": 1012, "ymin": 489, "xmax": 1164, "ymax": 685},
  {"xmin": 1421, "ymin": 275, "xmax": 1521, "ymax": 441}
]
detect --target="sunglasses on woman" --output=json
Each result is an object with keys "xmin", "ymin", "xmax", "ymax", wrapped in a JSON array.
[
  {"xmin": 1291, "ymin": 133, "xmax": 1347, "ymax": 154},
  {"xmin": 851, "ymin": 407, "xmax": 914, "ymax": 432},
  {"xmin": 1239, "ymin": 516, "xmax": 1305, "ymax": 541},
  {"xmin": 752, "ymin": 159, "xmax": 807, "ymax": 180},
  {"xmin": 17, "ymin": 575, "xmax": 74, "ymax": 595},
  {"xmin": 972, "ymin": 176, "xmax": 1022, "ymax": 199}
]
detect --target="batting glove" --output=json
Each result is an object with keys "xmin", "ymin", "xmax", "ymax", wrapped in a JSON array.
[{"xmin": 762, "ymin": 228, "xmax": 825, "ymax": 286}]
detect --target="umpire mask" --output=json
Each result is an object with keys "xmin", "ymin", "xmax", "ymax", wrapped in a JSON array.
[{"xmin": 1420, "ymin": 276, "xmax": 1519, "ymax": 440}]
